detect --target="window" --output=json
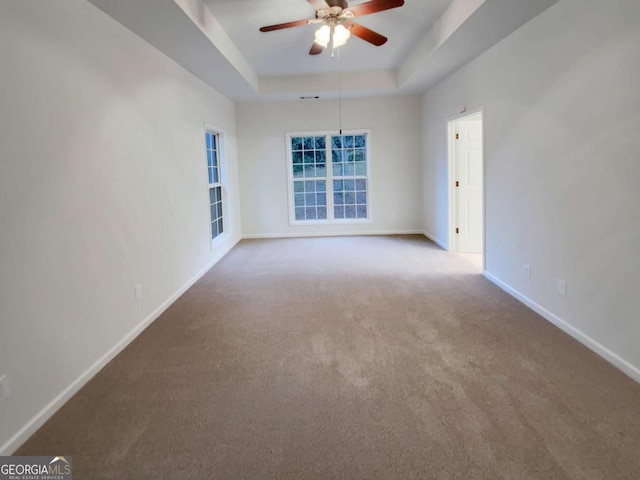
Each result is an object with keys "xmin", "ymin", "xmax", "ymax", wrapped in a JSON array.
[
  {"xmin": 288, "ymin": 131, "xmax": 369, "ymax": 223},
  {"xmin": 206, "ymin": 131, "xmax": 224, "ymax": 240}
]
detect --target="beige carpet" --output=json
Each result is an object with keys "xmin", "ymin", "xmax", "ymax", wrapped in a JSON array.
[{"xmin": 17, "ymin": 236, "xmax": 640, "ymax": 479}]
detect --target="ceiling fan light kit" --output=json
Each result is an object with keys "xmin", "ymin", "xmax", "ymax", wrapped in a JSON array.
[
  {"xmin": 314, "ymin": 25, "xmax": 331, "ymax": 48},
  {"xmin": 259, "ymin": 0, "xmax": 405, "ymax": 56},
  {"xmin": 332, "ymin": 24, "xmax": 351, "ymax": 47},
  {"xmin": 314, "ymin": 24, "xmax": 351, "ymax": 49}
]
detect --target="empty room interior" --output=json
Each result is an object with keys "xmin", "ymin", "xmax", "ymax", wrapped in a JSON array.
[{"xmin": 1, "ymin": 0, "xmax": 640, "ymax": 478}]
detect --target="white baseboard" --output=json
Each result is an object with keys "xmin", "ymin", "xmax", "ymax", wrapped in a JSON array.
[
  {"xmin": 422, "ymin": 230, "xmax": 448, "ymax": 250},
  {"xmin": 483, "ymin": 270, "xmax": 640, "ymax": 384},
  {"xmin": 0, "ymin": 238, "xmax": 239, "ymax": 455},
  {"xmin": 242, "ymin": 230, "xmax": 423, "ymax": 240}
]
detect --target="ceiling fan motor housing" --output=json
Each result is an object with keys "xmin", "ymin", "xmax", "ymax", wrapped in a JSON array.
[{"xmin": 326, "ymin": 0, "xmax": 348, "ymax": 9}]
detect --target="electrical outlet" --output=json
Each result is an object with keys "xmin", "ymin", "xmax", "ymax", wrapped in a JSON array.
[
  {"xmin": 0, "ymin": 375, "xmax": 10, "ymax": 403},
  {"xmin": 523, "ymin": 264, "xmax": 531, "ymax": 279},
  {"xmin": 135, "ymin": 284, "xmax": 143, "ymax": 302},
  {"xmin": 557, "ymin": 279, "xmax": 567, "ymax": 297}
]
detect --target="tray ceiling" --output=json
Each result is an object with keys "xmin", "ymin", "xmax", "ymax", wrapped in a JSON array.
[{"xmin": 87, "ymin": 0, "xmax": 561, "ymax": 100}]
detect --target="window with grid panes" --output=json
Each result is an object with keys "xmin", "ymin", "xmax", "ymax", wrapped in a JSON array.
[
  {"xmin": 206, "ymin": 131, "xmax": 224, "ymax": 240},
  {"xmin": 288, "ymin": 132, "xmax": 369, "ymax": 223}
]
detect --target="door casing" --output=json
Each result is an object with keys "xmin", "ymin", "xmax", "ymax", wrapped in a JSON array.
[{"xmin": 447, "ymin": 108, "xmax": 485, "ymax": 268}]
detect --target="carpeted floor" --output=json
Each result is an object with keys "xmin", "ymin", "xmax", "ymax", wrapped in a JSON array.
[{"xmin": 17, "ymin": 236, "xmax": 640, "ymax": 479}]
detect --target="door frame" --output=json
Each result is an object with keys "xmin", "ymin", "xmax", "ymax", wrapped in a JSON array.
[{"xmin": 447, "ymin": 108, "xmax": 485, "ymax": 267}]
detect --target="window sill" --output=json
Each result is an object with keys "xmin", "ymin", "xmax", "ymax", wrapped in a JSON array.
[
  {"xmin": 289, "ymin": 219, "xmax": 372, "ymax": 226},
  {"xmin": 211, "ymin": 231, "xmax": 229, "ymax": 248}
]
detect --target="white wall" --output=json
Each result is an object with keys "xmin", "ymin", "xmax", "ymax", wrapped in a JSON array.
[
  {"xmin": 421, "ymin": 0, "xmax": 640, "ymax": 378},
  {"xmin": 237, "ymin": 96, "xmax": 423, "ymax": 237},
  {"xmin": 0, "ymin": 0, "xmax": 241, "ymax": 453}
]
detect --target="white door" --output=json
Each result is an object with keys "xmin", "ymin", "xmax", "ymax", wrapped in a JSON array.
[{"xmin": 455, "ymin": 114, "xmax": 483, "ymax": 253}]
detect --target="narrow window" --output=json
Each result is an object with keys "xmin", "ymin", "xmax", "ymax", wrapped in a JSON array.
[{"xmin": 206, "ymin": 131, "xmax": 224, "ymax": 240}]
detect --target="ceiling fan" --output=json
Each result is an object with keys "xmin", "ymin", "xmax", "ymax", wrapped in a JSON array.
[{"xmin": 259, "ymin": 0, "xmax": 405, "ymax": 56}]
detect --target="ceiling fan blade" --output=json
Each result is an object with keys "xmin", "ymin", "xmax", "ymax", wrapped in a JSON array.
[
  {"xmin": 346, "ymin": 22, "xmax": 388, "ymax": 46},
  {"xmin": 260, "ymin": 19, "xmax": 311, "ymax": 32},
  {"xmin": 307, "ymin": 0, "xmax": 329, "ymax": 9},
  {"xmin": 347, "ymin": 0, "xmax": 404, "ymax": 17},
  {"xmin": 309, "ymin": 42, "xmax": 324, "ymax": 55}
]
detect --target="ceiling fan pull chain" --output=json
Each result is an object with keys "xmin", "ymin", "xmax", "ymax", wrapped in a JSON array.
[
  {"xmin": 337, "ymin": 48, "xmax": 343, "ymax": 135},
  {"xmin": 330, "ymin": 25, "xmax": 336, "ymax": 58}
]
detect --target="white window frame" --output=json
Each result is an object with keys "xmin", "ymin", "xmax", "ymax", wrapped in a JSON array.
[
  {"xmin": 204, "ymin": 125, "xmax": 227, "ymax": 246},
  {"xmin": 286, "ymin": 129, "xmax": 372, "ymax": 225}
]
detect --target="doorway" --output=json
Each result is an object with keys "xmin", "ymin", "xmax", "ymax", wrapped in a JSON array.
[{"xmin": 449, "ymin": 111, "xmax": 484, "ymax": 268}]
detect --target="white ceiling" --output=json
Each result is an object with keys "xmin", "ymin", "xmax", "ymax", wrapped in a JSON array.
[
  {"xmin": 203, "ymin": 0, "xmax": 454, "ymax": 76},
  {"xmin": 87, "ymin": 0, "xmax": 561, "ymax": 100}
]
